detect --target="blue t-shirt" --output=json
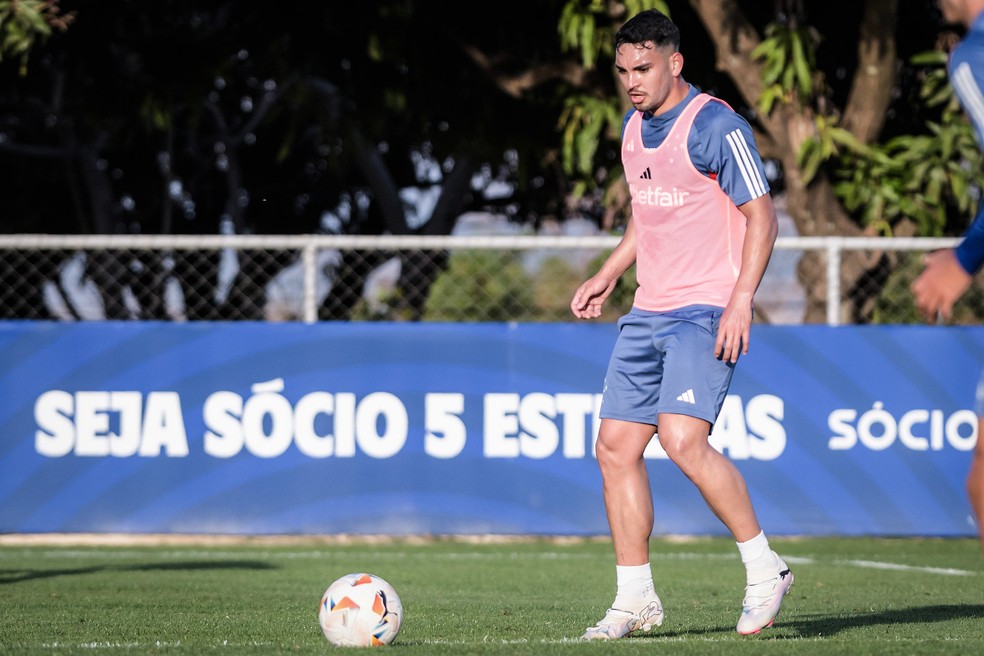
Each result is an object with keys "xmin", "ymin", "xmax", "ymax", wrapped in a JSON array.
[
  {"xmin": 621, "ymin": 84, "xmax": 770, "ymax": 207},
  {"xmin": 950, "ymin": 11, "xmax": 984, "ymax": 274}
]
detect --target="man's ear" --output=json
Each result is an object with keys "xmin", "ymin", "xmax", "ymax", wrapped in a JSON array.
[{"xmin": 670, "ymin": 51, "xmax": 684, "ymax": 76}]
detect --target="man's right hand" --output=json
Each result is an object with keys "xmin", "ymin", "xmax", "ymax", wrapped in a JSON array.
[{"xmin": 571, "ymin": 276, "xmax": 617, "ymax": 319}]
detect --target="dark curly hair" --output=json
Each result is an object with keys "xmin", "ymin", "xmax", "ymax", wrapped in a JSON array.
[{"xmin": 614, "ymin": 9, "xmax": 680, "ymax": 52}]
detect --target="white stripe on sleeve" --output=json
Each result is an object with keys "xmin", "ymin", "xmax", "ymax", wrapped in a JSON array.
[
  {"xmin": 953, "ymin": 62, "xmax": 984, "ymax": 141},
  {"xmin": 726, "ymin": 129, "xmax": 767, "ymax": 198}
]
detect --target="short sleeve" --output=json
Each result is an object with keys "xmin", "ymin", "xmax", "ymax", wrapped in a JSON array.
[{"xmin": 688, "ymin": 102, "xmax": 770, "ymax": 206}]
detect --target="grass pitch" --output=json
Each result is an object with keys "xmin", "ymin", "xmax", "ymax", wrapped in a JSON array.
[{"xmin": 0, "ymin": 534, "xmax": 982, "ymax": 655}]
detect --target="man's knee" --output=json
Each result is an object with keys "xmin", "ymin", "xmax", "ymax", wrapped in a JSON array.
[
  {"xmin": 595, "ymin": 425, "xmax": 651, "ymax": 472},
  {"xmin": 658, "ymin": 430, "xmax": 708, "ymax": 467},
  {"xmin": 595, "ymin": 434, "xmax": 632, "ymax": 472}
]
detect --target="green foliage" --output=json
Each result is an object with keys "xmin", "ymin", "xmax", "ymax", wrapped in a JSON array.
[
  {"xmin": 798, "ymin": 114, "xmax": 883, "ymax": 187},
  {"xmin": 557, "ymin": 0, "xmax": 670, "ymax": 69},
  {"xmin": 0, "ymin": 0, "xmax": 72, "ymax": 75},
  {"xmin": 829, "ymin": 52, "xmax": 984, "ymax": 236},
  {"xmin": 870, "ymin": 252, "xmax": 926, "ymax": 323},
  {"xmin": 556, "ymin": 0, "xmax": 668, "ymax": 189},
  {"xmin": 558, "ymin": 94, "xmax": 623, "ymax": 179},
  {"xmin": 350, "ymin": 287, "xmax": 416, "ymax": 322},
  {"xmin": 423, "ymin": 250, "xmax": 537, "ymax": 321},
  {"xmin": 751, "ymin": 22, "xmax": 820, "ymax": 115},
  {"xmin": 420, "ymin": 248, "xmax": 636, "ymax": 323},
  {"xmin": 531, "ymin": 256, "xmax": 579, "ymax": 321}
]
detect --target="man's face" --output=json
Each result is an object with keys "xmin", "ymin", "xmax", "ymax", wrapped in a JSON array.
[{"xmin": 614, "ymin": 41, "xmax": 682, "ymax": 115}]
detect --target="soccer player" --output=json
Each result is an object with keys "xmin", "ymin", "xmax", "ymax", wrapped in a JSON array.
[
  {"xmin": 570, "ymin": 9, "xmax": 791, "ymax": 638},
  {"xmin": 911, "ymin": 0, "xmax": 984, "ymax": 552}
]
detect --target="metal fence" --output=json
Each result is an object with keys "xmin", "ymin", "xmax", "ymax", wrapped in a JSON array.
[{"xmin": 0, "ymin": 234, "xmax": 974, "ymax": 326}]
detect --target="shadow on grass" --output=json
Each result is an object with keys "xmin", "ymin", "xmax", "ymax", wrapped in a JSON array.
[
  {"xmin": 644, "ymin": 604, "xmax": 984, "ymax": 639},
  {"xmin": 783, "ymin": 604, "xmax": 984, "ymax": 638},
  {"xmin": 0, "ymin": 560, "xmax": 277, "ymax": 584}
]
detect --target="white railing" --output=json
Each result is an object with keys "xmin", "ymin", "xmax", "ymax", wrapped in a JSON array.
[{"xmin": 0, "ymin": 234, "xmax": 963, "ymax": 325}]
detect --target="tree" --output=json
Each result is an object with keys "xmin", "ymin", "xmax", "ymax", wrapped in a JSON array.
[
  {"xmin": 475, "ymin": 0, "xmax": 973, "ymax": 323},
  {"xmin": 0, "ymin": 0, "xmax": 73, "ymax": 74},
  {"xmin": 0, "ymin": 1, "xmax": 567, "ymax": 320},
  {"xmin": 687, "ymin": 0, "xmax": 982, "ymax": 323},
  {"xmin": 0, "ymin": 0, "xmax": 975, "ymax": 324}
]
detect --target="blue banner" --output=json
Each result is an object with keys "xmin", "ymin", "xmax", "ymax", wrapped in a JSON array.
[{"xmin": 0, "ymin": 322, "xmax": 979, "ymax": 537}]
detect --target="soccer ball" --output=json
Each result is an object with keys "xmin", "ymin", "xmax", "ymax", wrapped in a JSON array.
[{"xmin": 318, "ymin": 572, "xmax": 403, "ymax": 647}]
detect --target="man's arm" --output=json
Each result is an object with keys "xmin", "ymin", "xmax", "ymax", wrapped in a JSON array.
[
  {"xmin": 955, "ymin": 210, "xmax": 984, "ymax": 275},
  {"xmin": 716, "ymin": 194, "xmax": 778, "ymax": 362},
  {"xmin": 912, "ymin": 248, "xmax": 974, "ymax": 322},
  {"xmin": 570, "ymin": 218, "xmax": 638, "ymax": 319},
  {"xmin": 910, "ymin": 53, "xmax": 984, "ymax": 321}
]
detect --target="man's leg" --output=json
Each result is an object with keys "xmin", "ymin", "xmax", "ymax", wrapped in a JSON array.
[
  {"xmin": 968, "ymin": 416, "xmax": 984, "ymax": 553},
  {"xmin": 656, "ymin": 413, "xmax": 759, "ymax": 539},
  {"xmin": 596, "ymin": 418, "xmax": 657, "ymax": 565},
  {"xmin": 657, "ymin": 412, "xmax": 793, "ymax": 635},
  {"xmin": 581, "ymin": 418, "xmax": 664, "ymax": 640}
]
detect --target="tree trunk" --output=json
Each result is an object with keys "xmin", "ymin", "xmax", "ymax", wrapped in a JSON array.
[
  {"xmin": 687, "ymin": 0, "xmax": 902, "ymax": 323},
  {"xmin": 841, "ymin": 0, "xmax": 899, "ymax": 143}
]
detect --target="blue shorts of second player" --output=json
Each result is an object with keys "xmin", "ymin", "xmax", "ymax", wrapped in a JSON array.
[{"xmin": 599, "ymin": 305, "xmax": 736, "ymax": 427}]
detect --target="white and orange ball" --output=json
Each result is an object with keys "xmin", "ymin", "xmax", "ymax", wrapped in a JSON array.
[{"xmin": 318, "ymin": 572, "xmax": 403, "ymax": 647}]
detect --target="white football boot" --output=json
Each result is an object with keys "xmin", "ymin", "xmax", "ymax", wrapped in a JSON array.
[
  {"xmin": 736, "ymin": 553, "xmax": 794, "ymax": 635},
  {"xmin": 580, "ymin": 598, "xmax": 664, "ymax": 640}
]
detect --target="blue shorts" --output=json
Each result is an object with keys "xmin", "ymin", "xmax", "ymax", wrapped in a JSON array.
[{"xmin": 599, "ymin": 305, "xmax": 736, "ymax": 427}]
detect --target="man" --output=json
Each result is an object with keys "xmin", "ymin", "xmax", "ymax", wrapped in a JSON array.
[
  {"xmin": 911, "ymin": 0, "xmax": 984, "ymax": 552},
  {"xmin": 570, "ymin": 9, "xmax": 790, "ymax": 638}
]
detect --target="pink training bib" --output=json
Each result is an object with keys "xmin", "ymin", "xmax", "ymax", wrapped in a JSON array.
[{"xmin": 622, "ymin": 94, "xmax": 747, "ymax": 311}]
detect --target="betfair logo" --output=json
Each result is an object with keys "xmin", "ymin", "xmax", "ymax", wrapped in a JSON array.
[{"xmin": 632, "ymin": 186, "xmax": 691, "ymax": 207}]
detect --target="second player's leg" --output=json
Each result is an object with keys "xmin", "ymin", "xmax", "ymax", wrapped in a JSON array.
[{"xmin": 967, "ymin": 416, "xmax": 984, "ymax": 554}]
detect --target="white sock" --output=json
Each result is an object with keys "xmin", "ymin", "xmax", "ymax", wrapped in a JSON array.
[
  {"xmin": 737, "ymin": 531, "xmax": 769, "ymax": 563},
  {"xmin": 737, "ymin": 531, "xmax": 779, "ymax": 581},
  {"xmin": 613, "ymin": 563, "xmax": 655, "ymax": 610}
]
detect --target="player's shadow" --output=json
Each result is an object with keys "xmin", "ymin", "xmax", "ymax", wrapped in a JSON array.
[
  {"xmin": 0, "ymin": 560, "xmax": 277, "ymax": 585},
  {"xmin": 782, "ymin": 604, "xmax": 984, "ymax": 638},
  {"xmin": 648, "ymin": 603, "xmax": 984, "ymax": 639}
]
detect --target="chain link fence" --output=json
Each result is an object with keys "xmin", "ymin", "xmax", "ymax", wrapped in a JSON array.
[{"xmin": 0, "ymin": 234, "xmax": 976, "ymax": 325}]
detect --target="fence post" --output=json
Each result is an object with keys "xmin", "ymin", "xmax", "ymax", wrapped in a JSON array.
[
  {"xmin": 826, "ymin": 240, "xmax": 841, "ymax": 326},
  {"xmin": 303, "ymin": 243, "xmax": 317, "ymax": 324}
]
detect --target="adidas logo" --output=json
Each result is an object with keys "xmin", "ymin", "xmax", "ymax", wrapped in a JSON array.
[
  {"xmin": 640, "ymin": 167, "xmax": 652, "ymax": 179},
  {"xmin": 676, "ymin": 389, "xmax": 696, "ymax": 404}
]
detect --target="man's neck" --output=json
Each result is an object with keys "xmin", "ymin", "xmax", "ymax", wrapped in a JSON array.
[{"xmin": 651, "ymin": 80, "xmax": 690, "ymax": 117}]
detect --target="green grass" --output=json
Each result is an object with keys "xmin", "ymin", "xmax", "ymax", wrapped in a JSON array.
[{"xmin": 1, "ymin": 535, "xmax": 982, "ymax": 655}]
